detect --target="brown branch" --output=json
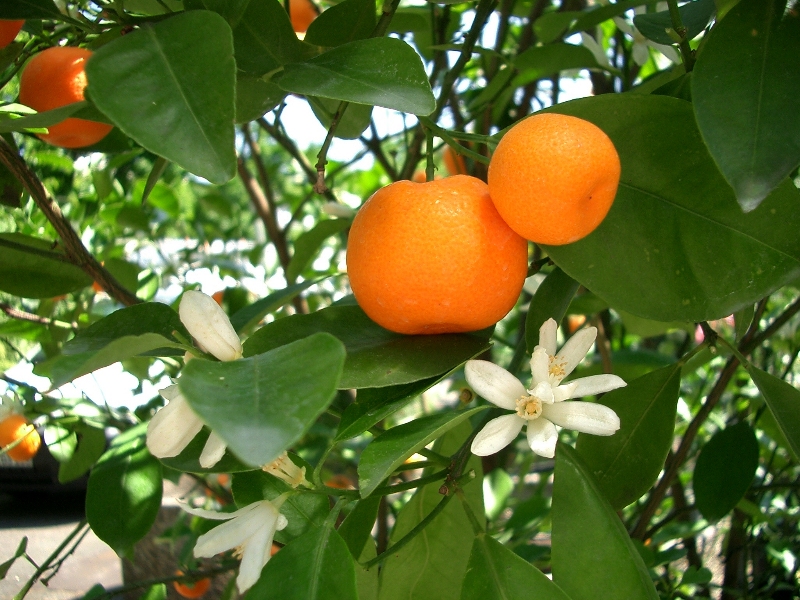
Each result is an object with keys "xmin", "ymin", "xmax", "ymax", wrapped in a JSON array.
[
  {"xmin": 0, "ymin": 139, "xmax": 139, "ymax": 306},
  {"xmin": 0, "ymin": 302, "xmax": 77, "ymax": 330}
]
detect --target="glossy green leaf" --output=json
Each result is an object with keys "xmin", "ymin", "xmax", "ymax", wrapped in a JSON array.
[
  {"xmin": 569, "ymin": 0, "xmax": 657, "ymax": 33},
  {"xmin": 575, "ymin": 363, "xmax": 681, "ymax": 509},
  {"xmin": 86, "ymin": 425, "xmax": 162, "ymax": 556},
  {"xmin": 244, "ymin": 521, "xmax": 358, "ymax": 600},
  {"xmin": 692, "ymin": 0, "xmax": 800, "ymax": 210},
  {"xmin": 461, "ymin": 533, "xmax": 572, "ymax": 600},
  {"xmin": 159, "ymin": 428, "xmax": 254, "ymax": 474},
  {"xmin": 243, "ymin": 304, "xmax": 491, "ymax": 389},
  {"xmin": 278, "ymin": 37, "xmax": 436, "ymax": 116},
  {"xmin": 525, "ymin": 267, "xmax": 580, "ymax": 353},
  {"xmin": 542, "ymin": 94, "xmax": 800, "ymax": 322},
  {"xmin": 230, "ymin": 278, "xmax": 323, "ymax": 333},
  {"xmin": 286, "ymin": 219, "xmax": 350, "ymax": 282},
  {"xmin": 308, "ymin": 97, "xmax": 373, "ymax": 139},
  {"xmin": 358, "ymin": 406, "xmax": 487, "ymax": 497},
  {"xmin": 693, "ymin": 422, "xmax": 759, "ymax": 521},
  {"xmin": 43, "ymin": 423, "xmax": 77, "ymax": 462},
  {"xmin": 0, "ymin": 151, "xmax": 22, "ymax": 208},
  {"xmin": 514, "ymin": 42, "xmax": 608, "ymax": 81},
  {"xmin": 232, "ymin": 468, "xmax": 329, "ymax": 544},
  {"xmin": 633, "ymin": 0, "xmax": 715, "ymax": 45},
  {"xmin": 0, "ymin": 232, "xmax": 92, "ymax": 298},
  {"xmin": 0, "ymin": 537, "xmax": 28, "ymax": 579},
  {"xmin": 747, "ymin": 365, "xmax": 800, "ymax": 461},
  {"xmin": 86, "ymin": 11, "xmax": 237, "ymax": 184},
  {"xmin": 0, "ymin": 101, "xmax": 87, "ymax": 134},
  {"xmin": 180, "ymin": 333, "xmax": 346, "ymax": 467},
  {"xmin": 305, "ymin": 0, "xmax": 376, "ymax": 47},
  {"xmin": 335, "ymin": 375, "xmax": 442, "ymax": 441},
  {"xmin": 551, "ymin": 444, "xmax": 658, "ymax": 600},
  {"xmin": 378, "ymin": 422, "xmax": 484, "ymax": 600},
  {"xmin": 338, "ymin": 496, "xmax": 381, "ymax": 558},
  {"xmin": 0, "ymin": 0, "xmax": 63, "ymax": 19},
  {"xmin": 235, "ymin": 76, "xmax": 286, "ymax": 123},
  {"xmin": 58, "ymin": 423, "xmax": 107, "ymax": 483}
]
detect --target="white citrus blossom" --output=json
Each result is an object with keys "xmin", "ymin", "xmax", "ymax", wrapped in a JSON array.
[
  {"xmin": 182, "ymin": 496, "xmax": 289, "ymax": 594},
  {"xmin": 466, "ymin": 318, "xmax": 625, "ymax": 458},
  {"xmin": 613, "ymin": 16, "xmax": 680, "ymax": 66},
  {"xmin": 146, "ymin": 291, "xmax": 242, "ymax": 467},
  {"xmin": 262, "ymin": 452, "xmax": 311, "ymax": 488}
]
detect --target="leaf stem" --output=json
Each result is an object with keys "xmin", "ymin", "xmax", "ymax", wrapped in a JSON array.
[{"xmin": 666, "ymin": 0, "xmax": 695, "ymax": 72}]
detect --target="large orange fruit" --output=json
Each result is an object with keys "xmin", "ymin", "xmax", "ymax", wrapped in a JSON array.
[
  {"xmin": 290, "ymin": 0, "xmax": 318, "ymax": 34},
  {"xmin": 346, "ymin": 175, "xmax": 528, "ymax": 335},
  {"xmin": 488, "ymin": 113, "xmax": 621, "ymax": 246},
  {"xmin": 0, "ymin": 414, "xmax": 41, "ymax": 462},
  {"xmin": 0, "ymin": 20, "xmax": 24, "ymax": 49},
  {"xmin": 19, "ymin": 46, "xmax": 113, "ymax": 149}
]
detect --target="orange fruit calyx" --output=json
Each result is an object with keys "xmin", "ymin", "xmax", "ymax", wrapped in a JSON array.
[
  {"xmin": 0, "ymin": 413, "xmax": 41, "ymax": 462},
  {"xmin": 346, "ymin": 175, "xmax": 529, "ymax": 335},
  {"xmin": 18, "ymin": 46, "xmax": 113, "ymax": 149},
  {"xmin": 488, "ymin": 112, "xmax": 621, "ymax": 246}
]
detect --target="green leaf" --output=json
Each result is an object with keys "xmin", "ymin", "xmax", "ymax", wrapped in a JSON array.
[
  {"xmin": 43, "ymin": 423, "xmax": 77, "ymax": 462},
  {"xmin": 0, "ymin": 537, "xmax": 27, "ymax": 579},
  {"xmin": 58, "ymin": 423, "xmax": 107, "ymax": 483},
  {"xmin": 230, "ymin": 278, "xmax": 323, "ymax": 333},
  {"xmin": 159, "ymin": 429, "xmax": 254, "ymax": 474},
  {"xmin": 541, "ymin": 94, "xmax": 800, "ymax": 322},
  {"xmin": 139, "ymin": 584, "xmax": 167, "ymax": 600},
  {"xmin": 338, "ymin": 496, "xmax": 381, "ymax": 558},
  {"xmin": 693, "ymin": 422, "xmax": 759, "ymax": 521},
  {"xmin": 243, "ymin": 304, "xmax": 491, "ymax": 389},
  {"xmin": 358, "ymin": 406, "xmax": 487, "ymax": 497},
  {"xmin": 278, "ymin": 37, "xmax": 436, "ymax": 116},
  {"xmin": 747, "ymin": 365, "xmax": 800, "ymax": 461},
  {"xmin": 575, "ymin": 363, "xmax": 681, "ymax": 510},
  {"xmin": 634, "ymin": 0, "xmax": 715, "ymax": 45},
  {"xmin": 0, "ymin": 0, "xmax": 63, "ymax": 19},
  {"xmin": 691, "ymin": 0, "xmax": 800, "ymax": 210},
  {"xmin": 552, "ymin": 444, "xmax": 658, "ymax": 600},
  {"xmin": 461, "ymin": 533, "xmax": 572, "ymax": 600},
  {"xmin": 0, "ymin": 233, "xmax": 92, "ymax": 298},
  {"xmin": 41, "ymin": 333, "xmax": 185, "ymax": 388},
  {"xmin": 335, "ymin": 375, "xmax": 442, "ymax": 441},
  {"xmin": 286, "ymin": 219, "xmax": 350, "ymax": 282},
  {"xmin": 0, "ymin": 101, "xmax": 87, "ymax": 134},
  {"xmin": 305, "ymin": 0, "xmax": 376, "ymax": 47},
  {"xmin": 179, "ymin": 332, "xmax": 346, "ymax": 467},
  {"xmin": 378, "ymin": 422, "xmax": 484, "ymax": 600},
  {"xmin": 86, "ymin": 11, "xmax": 237, "ymax": 184},
  {"xmin": 569, "ymin": 0, "xmax": 658, "ymax": 34},
  {"xmin": 514, "ymin": 42, "xmax": 609, "ymax": 81},
  {"xmin": 308, "ymin": 96, "xmax": 373, "ymax": 139},
  {"xmin": 525, "ymin": 267, "xmax": 580, "ymax": 353},
  {"xmin": 244, "ymin": 521, "xmax": 358, "ymax": 600},
  {"xmin": 532, "ymin": 11, "xmax": 582, "ymax": 44},
  {"xmin": 232, "ymin": 468, "xmax": 329, "ymax": 544},
  {"xmin": 86, "ymin": 425, "xmax": 162, "ymax": 556},
  {"xmin": 235, "ymin": 75, "xmax": 286, "ymax": 123}
]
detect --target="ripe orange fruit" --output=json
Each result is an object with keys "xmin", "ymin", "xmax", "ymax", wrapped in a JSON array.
[
  {"xmin": 346, "ymin": 175, "xmax": 528, "ymax": 335},
  {"xmin": 488, "ymin": 113, "xmax": 621, "ymax": 246},
  {"xmin": 173, "ymin": 572, "xmax": 211, "ymax": 599},
  {"xmin": 19, "ymin": 46, "xmax": 113, "ymax": 149},
  {"xmin": 290, "ymin": 0, "xmax": 318, "ymax": 34},
  {"xmin": 0, "ymin": 414, "xmax": 41, "ymax": 462},
  {"xmin": 0, "ymin": 20, "xmax": 24, "ymax": 49}
]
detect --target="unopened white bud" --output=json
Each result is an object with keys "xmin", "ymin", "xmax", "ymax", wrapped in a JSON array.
[{"xmin": 179, "ymin": 291, "xmax": 242, "ymax": 362}]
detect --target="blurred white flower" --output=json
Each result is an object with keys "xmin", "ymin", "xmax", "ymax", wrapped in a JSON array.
[
  {"xmin": 466, "ymin": 318, "xmax": 625, "ymax": 458},
  {"xmin": 182, "ymin": 496, "xmax": 289, "ymax": 593},
  {"xmin": 613, "ymin": 15, "xmax": 680, "ymax": 66}
]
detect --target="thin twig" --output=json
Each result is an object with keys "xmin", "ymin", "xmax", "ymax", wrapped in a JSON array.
[{"xmin": 0, "ymin": 302, "xmax": 77, "ymax": 330}]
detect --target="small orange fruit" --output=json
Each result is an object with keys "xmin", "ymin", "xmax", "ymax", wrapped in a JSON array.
[
  {"xmin": 488, "ymin": 113, "xmax": 621, "ymax": 246},
  {"xmin": 346, "ymin": 175, "xmax": 528, "ymax": 335},
  {"xmin": 0, "ymin": 414, "xmax": 41, "ymax": 462},
  {"xmin": 19, "ymin": 46, "xmax": 113, "ymax": 149},
  {"xmin": 443, "ymin": 146, "xmax": 467, "ymax": 176},
  {"xmin": 0, "ymin": 20, "xmax": 24, "ymax": 49},
  {"xmin": 290, "ymin": 0, "xmax": 318, "ymax": 34},
  {"xmin": 325, "ymin": 474, "xmax": 355, "ymax": 489},
  {"xmin": 173, "ymin": 572, "xmax": 211, "ymax": 599}
]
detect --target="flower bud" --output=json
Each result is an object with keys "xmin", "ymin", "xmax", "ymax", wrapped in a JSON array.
[{"xmin": 179, "ymin": 290, "xmax": 242, "ymax": 362}]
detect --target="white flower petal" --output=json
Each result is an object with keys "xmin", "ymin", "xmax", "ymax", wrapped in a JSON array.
[
  {"xmin": 465, "ymin": 360, "xmax": 525, "ymax": 410},
  {"xmin": 653, "ymin": 42, "xmax": 680, "ymax": 64},
  {"xmin": 470, "ymin": 414, "xmax": 524, "ymax": 456},
  {"xmin": 526, "ymin": 418, "xmax": 559, "ymax": 458},
  {"xmin": 613, "ymin": 16, "xmax": 634, "ymax": 36},
  {"xmin": 568, "ymin": 374, "xmax": 627, "ymax": 398},
  {"xmin": 538, "ymin": 318, "xmax": 558, "ymax": 356},
  {"xmin": 179, "ymin": 290, "xmax": 243, "ymax": 362},
  {"xmin": 530, "ymin": 347, "xmax": 550, "ymax": 386},
  {"xmin": 180, "ymin": 500, "xmax": 260, "ymax": 521},
  {"xmin": 552, "ymin": 382, "xmax": 577, "ymax": 402},
  {"xmin": 542, "ymin": 401, "xmax": 620, "ymax": 436},
  {"xmin": 632, "ymin": 42, "xmax": 650, "ymax": 66},
  {"xmin": 193, "ymin": 502, "xmax": 274, "ymax": 557},
  {"xmin": 160, "ymin": 383, "xmax": 182, "ymax": 401},
  {"xmin": 580, "ymin": 32, "xmax": 612, "ymax": 69},
  {"xmin": 553, "ymin": 327, "xmax": 597, "ymax": 381},
  {"xmin": 199, "ymin": 431, "xmax": 227, "ymax": 468},
  {"xmin": 146, "ymin": 393, "xmax": 204, "ymax": 458},
  {"xmin": 529, "ymin": 381, "xmax": 554, "ymax": 404},
  {"xmin": 236, "ymin": 522, "xmax": 272, "ymax": 593}
]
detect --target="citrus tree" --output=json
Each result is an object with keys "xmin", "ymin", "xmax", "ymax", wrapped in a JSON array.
[{"xmin": 0, "ymin": 0, "xmax": 799, "ymax": 599}]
